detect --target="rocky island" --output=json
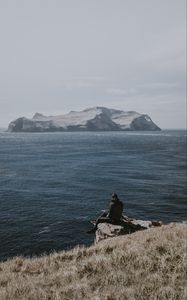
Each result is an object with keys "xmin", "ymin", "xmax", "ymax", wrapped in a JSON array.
[{"xmin": 8, "ymin": 107, "xmax": 161, "ymax": 132}]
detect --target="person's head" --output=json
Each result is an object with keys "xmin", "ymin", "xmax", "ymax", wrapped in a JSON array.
[{"xmin": 111, "ymin": 192, "xmax": 119, "ymax": 201}]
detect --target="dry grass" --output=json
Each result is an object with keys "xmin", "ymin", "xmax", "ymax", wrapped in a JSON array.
[{"xmin": 0, "ymin": 222, "xmax": 186, "ymax": 300}]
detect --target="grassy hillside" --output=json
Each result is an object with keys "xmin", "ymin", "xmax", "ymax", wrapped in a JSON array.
[{"xmin": 0, "ymin": 222, "xmax": 186, "ymax": 300}]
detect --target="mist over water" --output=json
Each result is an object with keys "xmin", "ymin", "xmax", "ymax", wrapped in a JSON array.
[{"xmin": 0, "ymin": 130, "xmax": 186, "ymax": 261}]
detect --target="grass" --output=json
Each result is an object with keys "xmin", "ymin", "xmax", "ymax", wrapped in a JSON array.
[{"xmin": 0, "ymin": 222, "xmax": 186, "ymax": 300}]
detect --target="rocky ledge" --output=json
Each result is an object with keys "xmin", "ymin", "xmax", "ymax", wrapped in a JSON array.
[{"xmin": 95, "ymin": 217, "xmax": 162, "ymax": 243}]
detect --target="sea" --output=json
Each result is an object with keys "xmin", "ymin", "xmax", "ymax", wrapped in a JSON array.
[{"xmin": 0, "ymin": 130, "xmax": 186, "ymax": 261}]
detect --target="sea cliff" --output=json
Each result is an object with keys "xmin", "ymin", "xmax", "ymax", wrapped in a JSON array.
[{"xmin": 0, "ymin": 222, "xmax": 186, "ymax": 300}]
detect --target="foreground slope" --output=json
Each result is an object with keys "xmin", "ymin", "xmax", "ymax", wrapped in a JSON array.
[
  {"xmin": 0, "ymin": 222, "xmax": 186, "ymax": 300},
  {"xmin": 8, "ymin": 107, "xmax": 161, "ymax": 132}
]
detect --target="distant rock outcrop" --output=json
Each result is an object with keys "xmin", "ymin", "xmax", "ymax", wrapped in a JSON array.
[
  {"xmin": 95, "ymin": 218, "xmax": 162, "ymax": 243},
  {"xmin": 8, "ymin": 107, "xmax": 161, "ymax": 132}
]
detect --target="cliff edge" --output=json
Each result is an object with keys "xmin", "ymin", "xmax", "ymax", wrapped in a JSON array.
[{"xmin": 0, "ymin": 222, "xmax": 186, "ymax": 300}]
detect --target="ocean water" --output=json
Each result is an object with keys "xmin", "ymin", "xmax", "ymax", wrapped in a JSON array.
[{"xmin": 0, "ymin": 130, "xmax": 186, "ymax": 261}]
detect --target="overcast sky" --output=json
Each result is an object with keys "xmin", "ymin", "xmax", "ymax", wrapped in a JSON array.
[{"xmin": 0, "ymin": 0, "xmax": 186, "ymax": 128}]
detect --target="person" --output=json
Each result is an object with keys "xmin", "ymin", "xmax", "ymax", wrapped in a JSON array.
[{"xmin": 87, "ymin": 192, "xmax": 124, "ymax": 233}]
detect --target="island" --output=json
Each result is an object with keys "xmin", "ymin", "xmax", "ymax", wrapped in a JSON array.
[{"xmin": 8, "ymin": 107, "xmax": 161, "ymax": 132}]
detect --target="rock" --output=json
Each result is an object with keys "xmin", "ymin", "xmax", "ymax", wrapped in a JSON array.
[
  {"xmin": 8, "ymin": 107, "xmax": 161, "ymax": 132},
  {"xmin": 95, "ymin": 218, "xmax": 162, "ymax": 244},
  {"xmin": 95, "ymin": 223, "xmax": 125, "ymax": 244},
  {"xmin": 130, "ymin": 219, "xmax": 162, "ymax": 228}
]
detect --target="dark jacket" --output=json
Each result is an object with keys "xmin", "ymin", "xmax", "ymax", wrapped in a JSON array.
[{"xmin": 108, "ymin": 199, "xmax": 123, "ymax": 221}]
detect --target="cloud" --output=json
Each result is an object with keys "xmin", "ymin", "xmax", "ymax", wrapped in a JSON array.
[
  {"xmin": 61, "ymin": 77, "xmax": 105, "ymax": 90},
  {"xmin": 106, "ymin": 88, "xmax": 128, "ymax": 96},
  {"xmin": 105, "ymin": 81, "xmax": 182, "ymax": 99},
  {"xmin": 138, "ymin": 82, "xmax": 180, "ymax": 89}
]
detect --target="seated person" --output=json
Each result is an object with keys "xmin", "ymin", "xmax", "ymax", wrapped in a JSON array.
[{"xmin": 87, "ymin": 192, "xmax": 123, "ymax": 233}]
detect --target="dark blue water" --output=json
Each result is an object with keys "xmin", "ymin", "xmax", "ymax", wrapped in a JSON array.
[{"xmin": 0, "ymin": 130, "xmax": 186, "ymax": 261}]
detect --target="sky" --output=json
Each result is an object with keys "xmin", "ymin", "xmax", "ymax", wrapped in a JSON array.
[{"xmin": 0, "ymin": 0, "xmax": 186, "ymax": 128}]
